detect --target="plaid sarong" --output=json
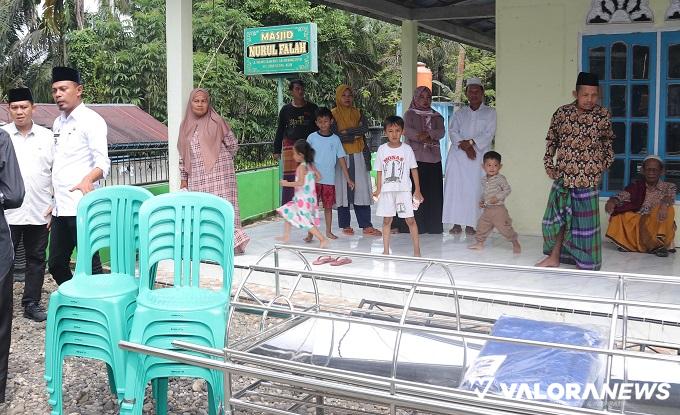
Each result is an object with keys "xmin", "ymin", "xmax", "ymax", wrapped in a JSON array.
[{"xmin": 542, "ymin": 180, "xmax": 601, "ymax": 270}]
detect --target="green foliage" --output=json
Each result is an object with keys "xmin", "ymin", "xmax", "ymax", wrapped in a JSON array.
[
  {"xmin": 6, "ymin": 0, "xmax": 496, "ymax": 141},
  {"xmin": 67, "ymin": 0, "xmax": 167, "ymax": 121},
  {"xmin": 464, "ymin": 47, "xmax": 496, "ymax": 106},
  {"xmin": 0, "ymin": 0, "xmax": 42, "ymax": 98}
]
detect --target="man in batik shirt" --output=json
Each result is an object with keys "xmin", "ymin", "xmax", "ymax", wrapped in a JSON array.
[
  {"xmin": 536, "ymin": 72, "xmax": 614, "ymax": 270},
  {"xmin": 605, "ymin": 155, "xmax": 676, "ymax": 257}
]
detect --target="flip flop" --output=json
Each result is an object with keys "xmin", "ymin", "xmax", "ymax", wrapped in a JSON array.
[
  {"xmin": 362, "ymin": 227, "xmax": 382, "ymax": 237},
  {"xmin": 313, "ymin": 255, "xmax": 336, "ymax": 265},
  {"xmin": 342, "ymin": 227, "xmax": 354, "ymax": 236},
  {"xmin": 330, "ymin": 257, "xmax": 352, "ymax": 266}
]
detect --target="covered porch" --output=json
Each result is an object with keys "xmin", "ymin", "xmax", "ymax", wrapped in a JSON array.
[{"xmin": 164, "ymin": 0, "xmax": 680, "ymax": 245}]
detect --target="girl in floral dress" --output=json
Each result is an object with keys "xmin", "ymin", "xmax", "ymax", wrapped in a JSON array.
[{"xmin": 276, "ymin": 140, "xmax": 328, "ymax": 248}]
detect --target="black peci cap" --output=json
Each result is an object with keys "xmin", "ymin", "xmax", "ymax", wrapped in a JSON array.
[
  {"xmin": 52, "ymin": 66, "xmax": 81, "ymax": 84},
  {"xmin": 7, "ymin": 87, "xmax": 33, "ymax": 103},
  {"xmin": 576, "ymin": 71, "xmax": 599, "ymax": 87}
]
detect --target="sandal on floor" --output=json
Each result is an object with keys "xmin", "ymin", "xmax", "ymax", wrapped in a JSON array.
[
  {"xmin": 313, "ymin": 255, "xmax": 337, "ymax": 265},
  {"xmin": 330, "ymin": 257, "xmax": 353, "ymax": 266},
  {"xmin": 362, "ymin": 227, "xmax": 382, "ymax": 237},
  {"xmin": 342, "ymin": 227, "xmax": 354, "ymax": 236}
]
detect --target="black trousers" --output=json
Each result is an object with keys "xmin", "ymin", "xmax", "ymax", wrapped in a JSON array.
[
  {"xmin": 0, "ymin": 267, "xmax": 12, "ymax": 402},
  {"xmin": 48, "ymin": 216, "xmax": 102, "ymax": 285},
  {"xmin": 10, "ymin": 225, "xmax": 48, "ymax": 306},
  {"xmin": 392, "ymin": 161, "xmax": 444, "ymax": 234}
]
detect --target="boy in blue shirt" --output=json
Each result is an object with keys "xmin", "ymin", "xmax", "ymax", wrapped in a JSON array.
[{"xmin": 306, "ymin": 107, "xmax": 354, "ymax": 240}]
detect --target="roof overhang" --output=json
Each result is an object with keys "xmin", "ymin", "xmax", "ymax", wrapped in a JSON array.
[{"xmin": 310, "ymin": 0, "xmax": 495, "ymax": 51}]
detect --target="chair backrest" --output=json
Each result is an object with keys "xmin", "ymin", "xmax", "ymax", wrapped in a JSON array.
[
  {"xmin": 75, "ymin": 185, "xmax": 154, "ymax": 277},
  {"xmin": 138, "ymin": 192, "xmax": 235, "ymax": 294}
]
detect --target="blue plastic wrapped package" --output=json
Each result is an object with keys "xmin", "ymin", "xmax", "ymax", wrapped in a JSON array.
[{"xmin": 460, "ymin": 315, "xmax": 607, "ymax": 408}]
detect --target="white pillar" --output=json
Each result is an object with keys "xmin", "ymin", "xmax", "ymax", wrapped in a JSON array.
[
  {"xmin": 401, "ymin": 20, "xmax": 418, "ymax": 115},
  {"xmin": 166, "ymin": 0, "xmax": 193, "ymax": 191}
]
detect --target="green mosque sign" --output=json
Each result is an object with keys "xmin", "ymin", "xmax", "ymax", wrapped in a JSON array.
[{"xmin": 244, "ymin": 23, "xmax": 318, "ymax": 76}]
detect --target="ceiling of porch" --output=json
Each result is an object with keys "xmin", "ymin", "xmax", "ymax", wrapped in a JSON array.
[{"xmin": 309, "ymin": 0, "xmax": 495, "ymax": 51}]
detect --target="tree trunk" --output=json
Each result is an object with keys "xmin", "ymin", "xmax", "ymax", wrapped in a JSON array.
[
  {"xmin": 454, "ymin": 45, "xmax": 466, "ymax": 103},
  {"xmin": 75, "ymin": 0, "xmax": 84, "ymax": 29}
]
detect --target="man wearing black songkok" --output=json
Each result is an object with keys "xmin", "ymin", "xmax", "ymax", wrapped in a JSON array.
[
  {"xmin": 536, "ymin": 72, "xmax": 615, "ymax": 270},
  {"xmin": 1, "ymin": 87, "xmax": 54, "ymax": 322},
  {"xmin": 48, "ymin": 67, "xmax": 110, "ymax": 284}
]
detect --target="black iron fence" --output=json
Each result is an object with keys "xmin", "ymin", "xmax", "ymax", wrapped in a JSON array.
[
  {"xmin": 234, "ymin": 142, "xmax": 277, "ymax": 172},
  {"xmin": 103, "ymin": 141, "xmax": 277, "ymax": 187},
  {"xmin": 104, "ymin": 142, "xmax": 169, "ymax": 187}
]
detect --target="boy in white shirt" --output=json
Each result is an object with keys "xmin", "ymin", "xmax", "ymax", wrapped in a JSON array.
[{"xmin": 374, "ymin": 116, "xmax": 423, "ymax": 256}]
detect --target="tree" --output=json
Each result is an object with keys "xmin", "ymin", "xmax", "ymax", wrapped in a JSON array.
[
  {"xmin": 6, "ymin": 0, "xmax": 496, "ymax": 140},
  {"xmin": 67, "ymin": 0, "xmax": 166, "ymax": 120},
  {"xmin": 0, "ymin": 0, "xmax": 42, "ymax": 97}
]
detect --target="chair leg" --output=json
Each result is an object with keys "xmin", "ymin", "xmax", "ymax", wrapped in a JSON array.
[
  {"xmin": 208, "ymin": 382, "xmax": 216, "ymax": 415},
  {"xmin": 46, "ymin": 353, "xmax": 64, "ymax": 415},
  {"xmin": 119, "ymin": 354, "xmax": 145, "ymax": 415},
  {"xmin": 44, "ymin": 298, "xmax": 59, "ymax": 387},
  {"xmin": 154, "ymin": 378, "xmax": 169, "ymax": 415},
  {"xmin": 151, "ymin": 378, "xmax": 158, "ymax": 403},
  {"xmin": 106, "ymin": 363, "xmax": 117, "ymax": 396}
]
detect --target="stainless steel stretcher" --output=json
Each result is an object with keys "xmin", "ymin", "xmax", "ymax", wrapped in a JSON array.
[{"xmin": 120, "ymin": 244, "xmax": 680, "ymax": 415}]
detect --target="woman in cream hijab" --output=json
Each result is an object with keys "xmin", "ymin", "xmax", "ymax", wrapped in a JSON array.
[
  {"xmin": 332, "ymin": 84, "xmax": 381, "ymax": 237},
  {"xmin": 178, "ymin": 88, "xmax": 250, "ymax": 253}
]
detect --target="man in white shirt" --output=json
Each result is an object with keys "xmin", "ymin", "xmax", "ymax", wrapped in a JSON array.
[
  {"xmin": 442, "ymin": 78, "xmax": 497, "ymax": 236},
  {"xmin": 48, "ymin": 67, "xmax": 110, "ymax": 285},
  {"xmin": 1, "ymin": 88, "xmax": 54, "ymax": 322}
]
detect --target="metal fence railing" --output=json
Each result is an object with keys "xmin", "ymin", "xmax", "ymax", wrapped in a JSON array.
[
  {"xmin": 104, "ymin": 142, "xmax": 169, "ymax": 187},
  {"xmin": 234, "ymin": 142, "xmax": 277, "ymax": 172},
  {"xmin": 103, "ymin": 141, "xmax": 277, "ymax": 187}
]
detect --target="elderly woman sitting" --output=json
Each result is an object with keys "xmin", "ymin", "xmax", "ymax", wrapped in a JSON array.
[{"xmin": 605, "ymin": 155, "xmax": 677, "ymax": 257}]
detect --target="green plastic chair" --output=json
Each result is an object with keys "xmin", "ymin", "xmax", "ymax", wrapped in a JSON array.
[
  {"xmin": 44, "ymin": 185, "xmax": 153, "ymax": 415},
  {"xmin": 120, "ymin": 192, "xmax": 234, "ymax": 415}
]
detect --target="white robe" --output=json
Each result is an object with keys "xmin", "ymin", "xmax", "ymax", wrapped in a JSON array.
[{"xmin": 442, "ymin": 104, "xmax": 497, "ymax": 227}]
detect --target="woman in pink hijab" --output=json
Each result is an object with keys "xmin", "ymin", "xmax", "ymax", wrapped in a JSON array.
[
  {"xmin": 178, "ymin": 88, "xmax": 250, "ymax": 253},
  {"xmin": 392, "ymin": 86, "xmax": 445, "ymax": 234}
]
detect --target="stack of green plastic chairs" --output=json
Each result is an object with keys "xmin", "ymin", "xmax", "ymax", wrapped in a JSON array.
[
  {"xmin": 44, "ymin": 185, "xmax": 153, "ymax": 415},
  {"xmin": 119, "ymin": 192, "xmax": 234, "ymax": 415}
]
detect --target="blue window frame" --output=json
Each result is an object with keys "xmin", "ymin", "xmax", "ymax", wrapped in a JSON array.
[
  {"xmin": 582, "ymin": 33, "xmax": 657, "ymax": 196},
  {"xmin": 660, "ymin": 31, "xmax": 680, "ymax": 191}
]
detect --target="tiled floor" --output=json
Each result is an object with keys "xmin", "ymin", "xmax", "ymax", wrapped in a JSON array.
[{"xmin": 236, "ymin": 212, "xmax": 680, "ymax": 276}]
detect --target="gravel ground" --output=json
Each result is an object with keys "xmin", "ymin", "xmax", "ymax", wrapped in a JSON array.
[
  {"xmin": 0, "ymin": 276, "xmax": 413, "ymax": 415},
  {"xmin": 0, "ymin": 278, "xmax": 264, "ymax": 415}
]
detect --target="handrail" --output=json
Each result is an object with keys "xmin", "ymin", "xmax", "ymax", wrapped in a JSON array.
[
  {"xmin": 246, "ymin": 265, "xmax": 680, "ymax": 313},
  {"xmin": 118, "ymin": 340, "xmax": 616, "ymax": 415}
]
